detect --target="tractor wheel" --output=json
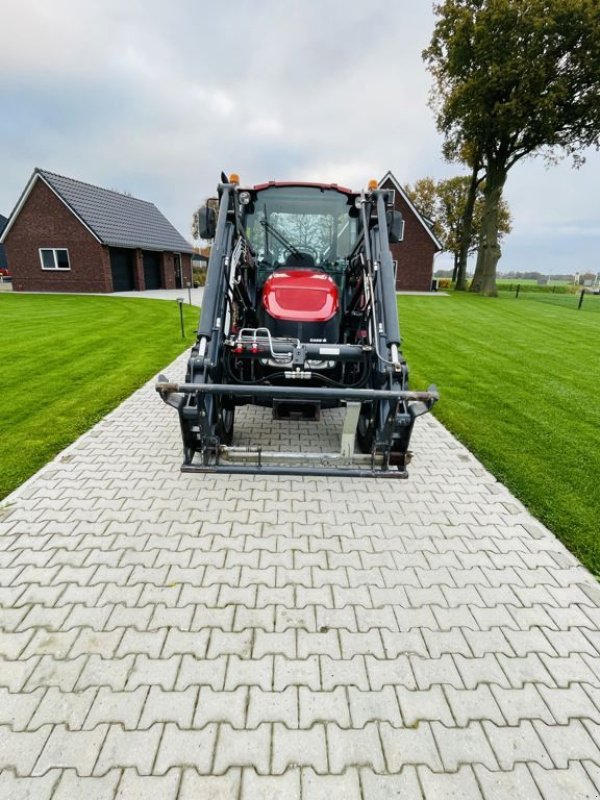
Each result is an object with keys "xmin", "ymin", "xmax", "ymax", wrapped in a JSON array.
[
  {"xmin": 356, "ymin": 404, "xmax": 375, "ymax": 454},
  {"xmin": 183, "ymin": 446, "xmax": 195, "ymax": 465},
  {"xmin": 218, "ymin": 405, "xmax": 235, "ymax": 445}
]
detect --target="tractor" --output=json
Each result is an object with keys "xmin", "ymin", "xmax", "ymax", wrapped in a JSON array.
[{"xmin": 156, "ymin": 173, "xmax": 438, "ymax": 477}]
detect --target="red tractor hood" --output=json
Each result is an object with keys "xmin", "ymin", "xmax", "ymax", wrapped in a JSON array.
[{"xmin": 262, "ymin": 269, "xmax": 339, "ymax": 322}]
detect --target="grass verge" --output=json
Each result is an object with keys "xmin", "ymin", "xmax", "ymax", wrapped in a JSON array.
[
  {"xmin": 0, "ymin": 294, "xmax": 198, "ymax": 500},
  {"xmin": 399, "ymin": 291, "xmax": 600, "ymax": 575}
]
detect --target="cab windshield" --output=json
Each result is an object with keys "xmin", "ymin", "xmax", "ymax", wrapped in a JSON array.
[{"xmin": 245, "ymin": 186, "xmax": 358, "ymax": 269}]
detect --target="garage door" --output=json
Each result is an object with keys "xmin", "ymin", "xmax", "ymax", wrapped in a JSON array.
[
  {"xmin": 110, "ymin": 249, "xmax": 135, "ymax": 291},
  {"xmin": 143, "ymin": 251, "xmax": 162, "ymax": 290}
]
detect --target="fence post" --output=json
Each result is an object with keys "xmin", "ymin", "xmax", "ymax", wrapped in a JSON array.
[
  {"xmin": 578, "ymin": 289, "xmax": 585, "ymax": 310},
  {"xmin": 516, "ymin": 284, "xmax": 520, "ymax": 298}
]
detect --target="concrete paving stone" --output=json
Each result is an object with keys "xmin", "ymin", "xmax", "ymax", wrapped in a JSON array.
[
  {"xmin": 529, "ymin": 762, "xmax": 600, "ymax": 799},
  {"xmin": 161, "ymin": 628, "xmax": 209, "ymax": 658},
  {"xmin": 482, "ymin": 720, "xmax": 553, "ymax": 769},
  {"xmin": 348, "ymin": 686, "xmax": 402, "ymax": 727},
  {"xmin": 411, "ymin": 654, "xmax": 464, "ymax": 689},
  {"xmin": 154, "ymin": 723, "xmax": 217, "ymax": 773},
  {"xmin": 107, "ymin": 604, "xmax": 153, "ymax": 629},
  {"xmin": 139, "ymin": 686, "xmax": 197, "ymax": 728},
  {"xmin": 0, "ymin": 770, "xmax": 59, "ymax": 800},
  {"xmin": 327, "ymin": 722, "xmax": 385, "ymax": 772},
  {"xmin": 115, "ymin": 628, "xmax": 166, "ymax": 658},
  {"xmin": 84, "ymin": 686, "xmax": 147, "ymax": 729},
  {"xmin": 148, "ymin": 604, "xmax": 193, "ymax": 630},
  {"xmin": 418, "ymin": 765, "xmax": 484, "ymax": 799},
  {"xmin": 474, "ymin": 763, "xmax": 543, "ymax": 799},
  {"xmin": 538, "ymin": 684, "xmax": 600, "ymax": 724},
  {"xmin": 297, "ymin": 586, "xmax": 334, "ymax": 608},
  {"xmin": 422, "ymin": 628, "xmax": 472, "ymax": 658},
  {"xmin": 21, "ymin": 629, "xmax": 79, "ymax": 659},
  {"xmin": 33, "ymin": 724, "xmax": 107, "ymax": 775},
  {"xmin": 381, "ymin": 629, "xmax": 427, "ymax": 658},
  {"xmin": 272, "ymin": 724, "xmax": 327, "ymax": 774},
  {"xmin": 444, "ymin": 685, "xmax": 505, "ymax": 726},
  {"xmin": 28, "ymin": 686, "xmax": 97, "ymax": 730},
  {"xmin": 126, "ymin": 654, "xmax": 181, "ymax": 690},
  {"xmin": 115, "ymin": 768, "xmax": 181, "ymax": 799},
  {"xmin": 432, "ymin": 720, "xmax": 499, "ymax": 770},
  {"xmin": 0, "ymin": 688, "xmax": 44, "ymax": 729},
  {"xmin": 299, "ymin": 687, "xmax": 350, "ymax": 728},
  {"xmin": 178, "ymin": 767, "xmax": 241, "ymax": 799},
  {"xmin": 247, "ymin": 687, "xmax": 298, "ymax": 727},
  {"xmin": 253, "ymin": 630, "xmax": 296, "ymax": 658},
  {"xmin": 541, "ymin": 653, "xmax": 599, "ymax": 687},
  {"xmin": 241, "ymin": 768, "xmax": 301, "ymax": 799},
  {"xmin": 224, "ymin": 655, "xmax": 273, "ymax": 690},
  {"xmin": 76, "ymin": 655, "xmax": 135, "ymax": 691},
  {"xmin": 191, "ymin": 604, "xmax": 234, "ymax": 631},
  {"xmin": 235, "ymin": 604, "xmax": 275, "ymax": 631},
  {"xmin": 379, "ymin": 721, "xmax": 443, "ymax": 771},
  {"xmin": 0, "ymin": 725, "xmax": 52, "ymax": 774},
  {"xmin": 194, "ymin": 687, "xmax": 248, "ymax": 728},
  {"xmin": 274, "ymin": 655, "xmax": 320, "ymax": 690},
  {"xmin": 298, "ymin": 629, "xmax": 341, "ymax": 658},
  {"xmin": 300, "ymin": 767, "xmax": 362, "ymax": 799},
  {"xmin": 359, "ymin": 766, "xmax": 422, "ymax": 800},
  {"xmin": 213, "ymin": 723, "xmax": 270, "ymax": 774},
  {"xmin": 316, "ymin": 605, "xmax": 357, "ymax": 631},
  {"xmin": 462, "ymin": 627, "xmax": 514, "ymax": 657},
  {"xmin": 364, "ymin": 654, "xmax": 416, "ymax": 691},
  {"xmin": 276, "ymin": 605, "xmax": 316, "ymax": 632},
  {"xmin": 17, "ymin": 606, "xmax": 71, "ymax": 632},
  {"xmin": 53, "ymin": 769, "xmax": 121, "ymax": 800},
  {"xmin": 546, "ymin": 628, "xmax": 599, "ymax": 657},
  {"xmin": 94, "ymin": 724, "xmax": 163, "ymax": 775},
  {"xmin": 24, "ymin": 654, "xmax": 86, "ymax": 691},
  {"xmin": 452, "ymin": 653, "xmax": 514, "ymax": 689},
  {"xmin": 340, "ymin": 630, "xmax": 385, "ymax": 658},
  {"xmin": 397, "ymin": 686, "xmax": 454, "ymax": 727}
]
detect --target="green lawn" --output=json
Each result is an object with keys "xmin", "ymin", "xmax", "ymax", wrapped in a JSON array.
[
  {"xmin": 399, "ymin": 291, "xmax": 600, "ymax": 576},
  {"xmin": 0, "ymin": 294, "xmax": 198, "ymax": 500}
]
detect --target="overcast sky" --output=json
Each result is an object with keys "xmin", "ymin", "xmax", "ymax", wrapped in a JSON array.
[{"xmin": 1, "ymin": 0, "xmax": 598, "ymax": 274}]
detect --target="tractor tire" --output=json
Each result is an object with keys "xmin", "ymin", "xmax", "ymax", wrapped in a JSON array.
[
  {"xmin": 218, "ymin": 406, "xmax": 235, "ymax": 445},
  {"xmin": 356, "ymin": 404, "xmax": 375, "ymax": 454}
]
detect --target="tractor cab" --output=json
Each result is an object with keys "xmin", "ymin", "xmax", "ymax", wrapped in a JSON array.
[{"xmin": 243, "ymin": 183, "xmax": 359, "ymax": 346}]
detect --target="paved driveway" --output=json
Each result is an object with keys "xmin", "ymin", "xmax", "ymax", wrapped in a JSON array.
[{"xmin": 2, "ymin": 350, "xmax": 600, "ymax": 798}]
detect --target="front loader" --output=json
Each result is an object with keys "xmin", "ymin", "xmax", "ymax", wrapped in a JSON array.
[{"xmin": 157, "ymin": 173, "xmax": 438, "ymax": 477}]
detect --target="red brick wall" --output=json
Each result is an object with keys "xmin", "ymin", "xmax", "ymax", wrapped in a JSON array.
[
  {"xmin": 381, "ymin": 177, "xmax": 438, "ymax": 292},
  {"xmin": 4, "ymin": 178, "xmax": 112, "ymax": 292}
]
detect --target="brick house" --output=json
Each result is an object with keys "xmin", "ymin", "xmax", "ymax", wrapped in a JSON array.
[
  {"xmin": 0, "ymin": 169, "xmax": 193, "ymax": 293},
  {"xmin": 379, "ymin": 171, "xmax": 442, "ymax": 291}
]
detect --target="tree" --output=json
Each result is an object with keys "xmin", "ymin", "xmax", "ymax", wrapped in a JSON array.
[
  {"xmin": 406, "ymin": 174, "xmax": 511, "ymax": 282},
  {"xmin": 424, "ymin": 0, "xmax": 600, "ymax": 295}
]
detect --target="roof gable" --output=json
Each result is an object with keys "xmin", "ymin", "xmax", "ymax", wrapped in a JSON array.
[
  {"xmin": 379, "ymin": 171, "xmax": 443, "ymax": 251},
  {"xmin": 1, "ymin": 169, "xmax": 193, "ymax": 253}
]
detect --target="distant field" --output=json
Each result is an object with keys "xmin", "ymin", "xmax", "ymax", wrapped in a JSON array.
[
  {"xmin": 399, "ymin": 291, "xmax": 600, "ymax": 576},
  {"xmin": 0, "ymin": 295, "xmax": 198, "ymax": 500}
]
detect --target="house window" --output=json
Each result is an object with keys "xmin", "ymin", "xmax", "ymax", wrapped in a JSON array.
[{"xmin": 40, "ymin": 248, "xmax": 70, "ymax": 270}]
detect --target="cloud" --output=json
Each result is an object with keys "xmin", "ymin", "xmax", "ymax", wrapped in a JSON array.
[{"xmin": 0, "ymin": 0, "xmax": 598, "ymax": 272}]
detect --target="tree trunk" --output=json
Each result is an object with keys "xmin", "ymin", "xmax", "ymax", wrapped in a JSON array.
[
  {"xmin": 455, "ymin": 159, "xmax": 480, "ymax": 291},
  {"xmin": 469, "ymin": 163, "xmax": 507, "ymax": 296},
  {"xmin": 451, "ymin": 253, "xmax": 459, "ymax": 283}
]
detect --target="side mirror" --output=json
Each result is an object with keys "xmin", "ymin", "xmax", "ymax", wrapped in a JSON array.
[
  {"xmin": 387, "ymin": 209, "xmax": 404, "ymax": 243},
  {"xmin": 197, "ymin": 205, "xmax": 216, "ymax": 240}
]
